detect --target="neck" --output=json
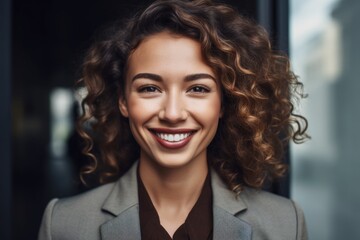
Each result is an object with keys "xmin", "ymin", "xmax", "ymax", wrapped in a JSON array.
[{"xmin": 138, "ymin": 154, "xmax": 208, "ymax": 209}]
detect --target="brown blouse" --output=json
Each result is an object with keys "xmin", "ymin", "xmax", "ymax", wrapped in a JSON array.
[{"xmin": 138, "ymin": 172, "xmax": 213, "ymax": 240}]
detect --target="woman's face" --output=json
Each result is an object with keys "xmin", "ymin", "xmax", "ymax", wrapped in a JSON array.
[{"xmin": 119, "ymin": 31, "xmax": 222, "ymax": 170}]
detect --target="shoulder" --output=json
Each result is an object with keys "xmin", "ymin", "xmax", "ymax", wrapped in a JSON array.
[
  {"xmin": 54, "ymin": 182, "xmax": 116, "ymax": 213},
  {"xmin": 38, "ymin": 163, "xmax": 140, "ymax": 240},
  {"xmin": 211, "ymin": 171, "xmax": 307, "ymax": 239},
  {"xmin": 38, "ymin": 182, "xmax": 117, "ymax": 240},
  {"xmin": 239, "ymin": 188, "xmax": 307, "ymax": 240},
  {"xmin": 240, "ymin": 187, "xmax": 297, "ymax": 215}
]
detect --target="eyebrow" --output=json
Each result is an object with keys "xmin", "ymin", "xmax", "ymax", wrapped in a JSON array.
[
  {"xmin": 132, "ymin": 73, "xmax": 162, "ymax": 82},
  {"xmin": 184, "ymin": 73, "xmax": 216, "ymax": 82},
  {"xmin": 131, "ymin": 73, "xmax": 216, "ymax": 82}
]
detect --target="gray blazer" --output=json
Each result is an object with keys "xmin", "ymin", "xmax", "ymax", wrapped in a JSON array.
[{"xmin": 38, "ymin": 163, "xmax": 307, "ymax": 240}]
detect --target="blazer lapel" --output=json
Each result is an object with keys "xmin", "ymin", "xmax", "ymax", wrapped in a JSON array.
[
  {"xmin": 100, "ymin": 206, "xmax": 141, "ymax": 240},
  {"xmin": 100, "ymin": 163, "xmax": 142, "ymax": 240},
  {"xmin": 99, "ymin": 164, "xmax": 251, "ymax": 240},
  {"xmin": 211, "ymin": 170, "xmax": 252, "ymax": 240},
  {"xmin": 213, "ymin": 207, "xmax": 252, "ymax": 240}
]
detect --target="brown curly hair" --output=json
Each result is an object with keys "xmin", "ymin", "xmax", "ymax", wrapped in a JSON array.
[{"xmin": 78, "ymin": 0, "xmax": 308, "ymax": 192}]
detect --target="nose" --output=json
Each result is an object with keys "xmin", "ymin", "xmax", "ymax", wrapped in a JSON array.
[{"xmin": 158, "ymin": 91, "xmax": 188, "ymax": 123}]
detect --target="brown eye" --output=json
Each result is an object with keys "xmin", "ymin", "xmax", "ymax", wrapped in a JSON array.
[
  {"xmin": 138, "ymin": 86, "xmax": 160, "ymax": 93},
  {"xmin": 188, "ymin": 86, "xmax": 210, "ymax": 93}
]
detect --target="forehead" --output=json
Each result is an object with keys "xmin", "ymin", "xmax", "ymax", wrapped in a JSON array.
[
  {"xmin": 126, "ymin": 31, "xmax": 215, "ymax": 79},
  {"xmin": 129, "ymin": 32, "xmax": 202, "ymax": 61}
]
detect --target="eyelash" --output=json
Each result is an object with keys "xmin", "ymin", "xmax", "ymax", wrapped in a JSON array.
[
  {"xmin": 138, "ymin": 85, "xmax": 161, "ymax": 93},
  {"xmin": 187, "ymin": 85, "xmax": 210, "ymax": 93},
  {"xmin": 137, "ymin": 85, "xmax": 210, "ymax": 94}
]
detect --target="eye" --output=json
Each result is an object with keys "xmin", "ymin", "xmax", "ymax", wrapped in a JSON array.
[
  {"xmin": 138, "ymin": 85, "xmax": 161, "ymax": 93},
  {"xmin": 188, "ymin": 85, "xmax": 210, "ymax": 93}
]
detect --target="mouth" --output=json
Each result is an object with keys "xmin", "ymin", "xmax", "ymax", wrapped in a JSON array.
[{"xmin": 149, "ymin": 128, "xmax": 196, "ymax": 149}]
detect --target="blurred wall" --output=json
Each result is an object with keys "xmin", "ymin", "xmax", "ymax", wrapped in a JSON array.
[
  {"xmin": 0, "ymin": 0, "xmax": 12, "ymax": 239},
  {"xmin": 290, "ymin": 0, "xmax": 360, "ymax": 239}
]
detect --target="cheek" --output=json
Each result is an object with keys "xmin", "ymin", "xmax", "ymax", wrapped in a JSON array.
[
  {"xmin": 127, "ymin": 97, "xmax": 162, "ymax": 123},
  {"xmin": 188, "ymin": 97, "xmax": 222, "ymax": 125}
]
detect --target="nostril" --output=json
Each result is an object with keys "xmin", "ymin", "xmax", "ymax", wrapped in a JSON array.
[
  {"xmin": 158, "ymin": 100, "xmax": 187, "ymax": 122},
  {"xmin": 158, "ymin": 108, "xmax": 188, "ymax": 122}
]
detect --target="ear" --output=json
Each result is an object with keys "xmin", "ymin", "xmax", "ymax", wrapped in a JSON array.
[{"xmin": 119, "ymin": 98, "xmax": 129, "ymax": 117}]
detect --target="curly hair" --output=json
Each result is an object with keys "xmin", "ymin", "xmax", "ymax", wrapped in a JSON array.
[{"xmin": 78, "ymin": 0, "xmax": 308, "ymax": 192}]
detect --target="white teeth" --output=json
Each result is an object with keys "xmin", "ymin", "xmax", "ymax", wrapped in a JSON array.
[
  {"xmin": 174, "ymin": 134, "xmax": 180, "ymax": 141},
  {"xmin": 156, "ymin": 133, "xmax": 191, "ymax": 142}
]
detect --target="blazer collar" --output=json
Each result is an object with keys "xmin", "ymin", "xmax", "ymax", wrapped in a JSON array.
[
  {"xmin": 100, "ymin": 163, "xmax": 141, "ymax": 240},
  {"xmin": 100, "ymin": 162, "xmax": 252, "ymax": 240},
  {"xmin": 101, "ymin": 162, "xmax": 139, "ymax": 216},
  {"xmin": 211, "ymin": 169, "xmax": 247, "ymax": 214},
  {"xmin": 211, "ymin": 169, "xmax": 252, "ymax": 239}
]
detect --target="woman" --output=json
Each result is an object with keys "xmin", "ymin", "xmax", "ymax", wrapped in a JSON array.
[{"xmin": 39, "ymin": 0, "xmax": 309, "ymax": 239}]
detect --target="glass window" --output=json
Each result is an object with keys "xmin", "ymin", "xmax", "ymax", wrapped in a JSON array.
[{"xmin": 290, "ymin": 0, "xmax": 360, "ymax": 239}]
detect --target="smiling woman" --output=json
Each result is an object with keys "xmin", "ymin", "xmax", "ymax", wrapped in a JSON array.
[
  {"xmin": 38, "ymin": 0, "xmax": 309, "ymax": 240},
  {"xmin": 120, "ymin": 32, "xmax": 222, "ymax": 176}
]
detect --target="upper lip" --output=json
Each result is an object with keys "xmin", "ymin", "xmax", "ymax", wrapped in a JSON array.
[{"xmin": 149, "ymin": 128, "xmax": 197, "ymax": 134}]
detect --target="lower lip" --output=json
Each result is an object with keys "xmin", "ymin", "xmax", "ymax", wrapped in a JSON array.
[{"xmin": 151, "ymin": 133, "xmax": 194, "ymax": 149}]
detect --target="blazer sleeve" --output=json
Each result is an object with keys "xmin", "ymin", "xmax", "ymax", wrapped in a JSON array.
[
  {"xmin": 292, "ymin": 200, "xmax": 308, "ymax": 240},
  {"xmin": 38, "ymin": 199, "xmax": 59, "ymax": 240}
]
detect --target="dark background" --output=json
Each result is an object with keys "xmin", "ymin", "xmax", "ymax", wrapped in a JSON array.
[{"xmin": 0, "ymin": 0, "xmax": 288, "ymax": 239}]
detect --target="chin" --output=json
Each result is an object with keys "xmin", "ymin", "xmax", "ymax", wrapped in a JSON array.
[{"xmin": 153, "ymin": 157, "xmax": 193, "ymax": 169}]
